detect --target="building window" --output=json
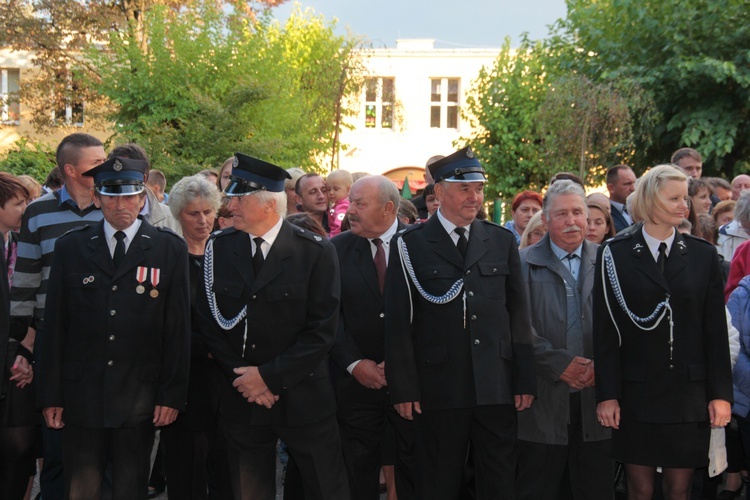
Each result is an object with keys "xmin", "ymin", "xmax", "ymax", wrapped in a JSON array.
[
  {"xmin": 430, "ymin": 78, "xmax": 459, "ymax": 129},
  {"xmin": 1, "ymin": 69, "xmax": 21, "ymax": 125},
  {"xmin": 53, "ymin": 72, "xmax": 84, "ymax": 126},
  {"xmin": 364, "ymin": 77, "xmax": 394, "ymax": 129}
]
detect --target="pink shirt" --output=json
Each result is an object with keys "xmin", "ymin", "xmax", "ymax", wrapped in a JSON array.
[{"xmin": 328, "ymin": 196, "xmax": 350, "ymax": 237}]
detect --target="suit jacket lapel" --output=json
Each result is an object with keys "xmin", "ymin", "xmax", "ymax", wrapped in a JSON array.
[
  {"xmin": 251, "ymin": 221, "xmax": 292, "ymax": 293},
  {"xmin": 664, "ymin": 231, "xmax": 689, "ymax": 283},
  {"xmin": 629, "ymin": 229, "xmax": 670, "ymax": 292},
  {"xmin": 231, "ymin": 232, "xmax": 254, "ymax": 289},
  {"xmin": 465, "ymin": 219, "xmax": 489, "ymax": 269},
  {"xmin": 355, "ymin": 236, "xmax": 381, "ymax": 297},
  {"xmin": 113, "ymin": 221, "xmax": 152, "ymax": 281},
  {"xmin": 87, "ymin": 222, "xmax": 116, "ymax": 276},
  {"xmin": 424, "ymin": 216, "xmax": 464, "ymax": 268},
  {"xmin": 579, "ymin": 239, "xmax": 597, "ymax": 302}
]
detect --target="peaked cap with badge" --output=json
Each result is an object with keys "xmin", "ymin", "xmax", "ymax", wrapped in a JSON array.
[
  {"xmin": 428, "ymin": 146, "xmax": 487, "ymax": 183},
  {"xmin": 224, "ymin": 152, "xmax": 292, "ymax": 197},
  {"xmin": 84, "ymin": 157, "xmax": 148, "ymax": 196}
]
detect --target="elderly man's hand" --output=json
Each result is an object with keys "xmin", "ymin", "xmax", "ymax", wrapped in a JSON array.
[{"xmin": 560, "ymin": 357, "xmax": 593, "ymax": 390}]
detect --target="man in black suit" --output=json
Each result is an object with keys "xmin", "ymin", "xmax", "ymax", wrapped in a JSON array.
[
  {"xmin": 36, "ymin": 157, "xmax": 191, "ymax": 500},
  {"xmin": 384, "ymin": 146, "xmax": 537, "ymax": 500},
  {"xmin": 606, "ymin": 164, "xmax": 636, "ymax": 233},
  {"xmin": 196, "ymin": 153, "xmax": 349, "ymax": 500},
  {"xmin": 331, "ymin": 175, "xmax": 416, "ymax": 499}
]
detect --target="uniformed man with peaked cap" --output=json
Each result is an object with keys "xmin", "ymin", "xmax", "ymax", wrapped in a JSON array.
[
  {"xmin": 196, "ymin": 152, "xmax": 350, "ymax": 500},
  {"xmin": 36, "ymin": 156, "xmax": 191, "ymax": 500},
  {"xmin": 385, "ymin": 146, "xmax": 537, "ymax": 500}
]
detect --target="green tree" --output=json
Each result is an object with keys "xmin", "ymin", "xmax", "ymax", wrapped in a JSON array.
[
  {"xmin": 0, "ymin": 0, "xmax": 287, "ymax": 133},
  {"xmin": 551, "ymin": 0, "xmax": 750, "ymax": 177},
  {"xmin": 85, "ymin": 5, "xmax": 364, "ymax": 181},
  {"xmin": 536, "ymin": 74, "xmax": 656, "ymax": 184},
  {"xmin": 0, "ymin": 138, "xmax": 56, "ymax": 183},
  {"xmin": 462, "ymin": 36, "xmax": 554, "ymax": 202}
]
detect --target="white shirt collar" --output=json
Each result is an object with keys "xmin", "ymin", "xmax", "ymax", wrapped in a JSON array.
[
  {"xmin": 103, "ymin": 218, "xmax": 142, "ymax": 254},
  {"xmin": 641, "ymin": 226, "xmax": 676, "ymax": 262},
  {"xmin": 549, "ymin": 239, "xmax": 582, "ymax": 261},
  {"xmin": 370, "ymin": 218, "xmax": 399, "ymax": 246},
  {"xmin": 436, "ymin": 208, "xmax": 470, "ymax": 243},
  {"xmin": 249, "ymin": 216, "xmax": 283, "ymax": 258}
]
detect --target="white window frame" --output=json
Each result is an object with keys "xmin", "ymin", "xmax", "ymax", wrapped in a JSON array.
[
  {"xmin": 1, "ymin": 69, "xmax": 21, "ymax": 125},
  {"xmin": 430, "ymin": 77, "xmax": 460, "ymax": 129},
  {"xmin": 363, "ymin": 77, "xmax": 395, "ymax": 129}
]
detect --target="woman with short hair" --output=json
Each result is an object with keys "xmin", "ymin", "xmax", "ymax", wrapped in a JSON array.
[
  {"xmin": 594, "ymin": 165, "xmax": 732, "ymax": 500},
  {"xmin": 164, "ymin": 174, "xmax": 228, "ymax": 498}
]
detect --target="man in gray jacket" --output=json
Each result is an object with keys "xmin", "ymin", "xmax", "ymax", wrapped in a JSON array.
[{"xmin": 516, "ymin": 180, "xmax": 612, "ymax": 500}]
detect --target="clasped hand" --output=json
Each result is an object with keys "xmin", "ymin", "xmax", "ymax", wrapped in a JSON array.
[
  {"xmin": 233, "ymin": 366, "xmax": 280, "ymax": 409},
  {"xmin": 559, "ymin": 356, "xmax": 595, "ymax": 390},
  {"xmin": 9, "ymin": 355, "xmax": 33, "ymax": 388}
]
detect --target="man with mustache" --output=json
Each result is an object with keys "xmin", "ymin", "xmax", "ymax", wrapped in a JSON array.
[
  {"xmin": 385, "ymin": 146, "xmax": 536, "ymax": 499},
  {"xmin": 516, "ymin": 179, "xmax": 612, "ymax": 499}
]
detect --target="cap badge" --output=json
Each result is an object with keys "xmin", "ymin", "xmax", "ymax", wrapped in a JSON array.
[
  {"xmin": 466, "ymin": 148, "xmax": 474, "ymax": 159},
  {"xmin": 314, "ymin": 236, "xmax": 322, "ymax": 241},
  {"xmin": 232, "ymin": 156, "xmax": 239, "ymax": 168},
  {"xmin": 113, "ymin": 159, "xmax": 123, "ymax": 172}
]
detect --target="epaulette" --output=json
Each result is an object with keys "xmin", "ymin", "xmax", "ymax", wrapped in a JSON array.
[
  {"xmin": 210, "ymin": 227, "xmax": 238, "ymax": 240},
  {"xmin": 59, "ymin": 224, "xmax": 92, "ymax": 240},
  {"xmin": 683, "ymin": 232, "xmax": 714, "ymax": 246},
  {"xmin": 607, "ymin": 222, "xmax": 642, "ymax": 245},
  {"xmin": 397, "ymin": 223, "xmax": 424, "ymax": 239},
  {"xmin": 479, "ymin": 218, "xmax": 507, "ymax": 231},
  {"xmin": 292, "ymin": 227, "xmax": 328, "ymax": 246},
  {"xmin": 155, "ymin": 226, "xmax": 183, "ymax": 240},
  {"xmin": 402, "ymin": 223, "xmax": 424, "ymax": 234}
]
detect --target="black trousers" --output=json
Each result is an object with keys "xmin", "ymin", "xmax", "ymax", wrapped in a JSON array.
[
  {"xmin": 63, "ymin": 421, "xmax": 154, "ymax": 500},
  {"xmin": 162, "ymin": 426, "xmax": 231, "ymax": 499},
  {"xmin": 223, "ymin": 414, "xmax": 350, "ymax": 500},
  {"xmin": 40, "ymin": 424, "xmax": 65, "ymax": 500},
  {"xmin": 415, "ymin": 404, "xmax": 518, "ymax": 500},
  {"xmin": 337, "ymin": 396, "xmax": 416, "ymax": 500},
  {"xmin": 516, "ymin": 392, "xmax": 614, "ymax": 500}
]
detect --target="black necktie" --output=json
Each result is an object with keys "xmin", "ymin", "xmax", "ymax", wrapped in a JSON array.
[
  {"xmin": 253, "ymin": 237, "xmax": 265, "ymax": 274},
  {"xmin": 372, "ymin": 238, "xmax": 386, "ymax": 293},
  {"xmin": 113, "ymin": 231, "xmax": 126, "ymax": 268},
  {"xmin": 455, "ymin": 227, "xmax": 468, "ymax": 258},
  {"xmin": 657, "ymin": 242, "xmax": 667, "ymax": 273}
]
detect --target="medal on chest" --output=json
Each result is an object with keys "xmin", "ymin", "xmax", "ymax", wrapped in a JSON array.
[
  {"xmin": 150, "ymin": 268, "xmax": 160, "ymax": 298},
  {"xmin": 136, "ymin": 266, "xmax": 147, "ymax": 294}
]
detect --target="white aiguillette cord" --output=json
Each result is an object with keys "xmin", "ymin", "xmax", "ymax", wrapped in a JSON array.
[
  {"xmin": 601, "ymin": 245, "xmax": 673, "ymax": 361},
  {"xmin": 397, "ymin": 237, "xmax": 465, "ymax": 324},
  {"xmin": 204, "ymin": 238, "xmax": 249, "ymax": 355}
]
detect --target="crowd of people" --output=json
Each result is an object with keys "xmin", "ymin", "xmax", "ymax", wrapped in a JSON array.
[{"xmin": 0, "ymin": 133, "xmax": 748, "ymax": 500}]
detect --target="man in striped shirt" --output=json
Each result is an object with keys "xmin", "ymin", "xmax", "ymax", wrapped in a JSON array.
[{"xmin": 11, "ymin": 132, "xmax": 106, "ymax": 500}]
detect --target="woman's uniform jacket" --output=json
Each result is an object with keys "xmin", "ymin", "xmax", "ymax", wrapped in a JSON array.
[{"xmin": 593, "ymin": 225, "xmax": 733, "ymax": 423}]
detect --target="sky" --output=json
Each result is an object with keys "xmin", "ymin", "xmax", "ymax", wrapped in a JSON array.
[{"xmin": 271, "ymin": 0, "xmax": 569, "ymax": 49}]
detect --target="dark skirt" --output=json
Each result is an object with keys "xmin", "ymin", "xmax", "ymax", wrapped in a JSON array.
[{"xmin": 613, "ymin": 418, "xmax": 710, "ymax": 468}]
